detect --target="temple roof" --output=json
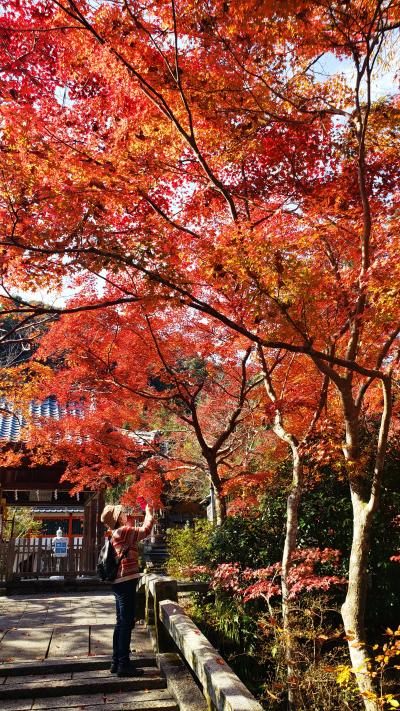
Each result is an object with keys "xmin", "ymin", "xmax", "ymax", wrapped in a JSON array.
[
  {"xmin": 0, "ymin": 396, "xmax": 84, "ymax": 443},
  {"xmin": 0, "ymin": 397, "xmax": 161, "ymax": 446},
  {"xmin": 31, "ymin": 506, "xmax": 85, "ymax": 514}
]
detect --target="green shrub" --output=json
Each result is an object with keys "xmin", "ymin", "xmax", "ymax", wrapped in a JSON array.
[
  {"xmin": 167, "ymin": 476, "xmax": 400, "ymax": 631},
  {"xmin": 165, "ymin": 475, "xmax": 400, "ymax": 708},
  {"xmin": 198, "ymin": 497, "xmax": 286, "ymax": 569},
  {"xmin": 166, "ymin": 520, "xmax": 213, "ymax": 578},
  {"xmin": 195, "ymin": 475, "xmax": 400, "ymax": 630}
]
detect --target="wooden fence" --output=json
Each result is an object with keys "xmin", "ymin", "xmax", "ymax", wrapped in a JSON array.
[{"xmin": 0, "ymin": 537, "xmax": 100, "ymax": 582}]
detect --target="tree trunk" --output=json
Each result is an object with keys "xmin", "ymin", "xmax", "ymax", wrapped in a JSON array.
[
  {"xmin": 207, "ymin": 458, "xmax": 227, "ymax": 526},
  {"xmin": 212, "ymin": 484, "xmax": 227, "ymax": 526},
  {"xmin": 257, "ymin": 346, "xmax": 307, "ymax": 709},
  {"xmin": 338, "ymin": 377, "xmax": 392, "ymax": 711},
  {"xmin": 281, "ymin": 445, "xmax": 303, "ymax": 710},
  {"xmin": 341, "ymin": 491, "xmax": 378, "ymax": 711}
]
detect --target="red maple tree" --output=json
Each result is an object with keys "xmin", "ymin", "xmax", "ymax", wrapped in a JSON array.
[{"xmin": 1, "ymin": 1, "xmax": 400, "ymax": 707}]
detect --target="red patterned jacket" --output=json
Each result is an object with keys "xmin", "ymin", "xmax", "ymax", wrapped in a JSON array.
[{"xmin": 112, "ymin": 511, "xmax": 154, "ymax": 583}]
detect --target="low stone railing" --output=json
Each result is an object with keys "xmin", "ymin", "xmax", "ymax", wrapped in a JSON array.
[{"xmin": 138, "ymin": 573, "xmax": 264, "ymax": 711}]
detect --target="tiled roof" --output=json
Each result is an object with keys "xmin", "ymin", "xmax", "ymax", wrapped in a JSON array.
[
  {"xmin": 31, "ymin": 506, "xmax": 85, "ymax": 514},
  {"xmin": 0, "ymin": 397, "xmax": 161, "ymax": 447},
  {"xmin": 0, "ymin": 396, "xmax": 84, "ymax": 443}
]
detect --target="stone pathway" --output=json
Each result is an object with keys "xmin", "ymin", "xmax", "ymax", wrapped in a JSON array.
[
  {"xmin": 0, "ymin": 593, "xmax": 179, "ymax": 711},
  {"xmin": 0, "ymin": 592, "xmax": 152, "ymax": 662}
]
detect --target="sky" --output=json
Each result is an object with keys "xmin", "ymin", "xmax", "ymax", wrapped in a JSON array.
[{"xmin": 314, "ymin": 44, "xmax": 399, "ymax": 101}]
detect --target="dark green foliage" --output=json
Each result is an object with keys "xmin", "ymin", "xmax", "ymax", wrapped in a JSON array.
[
  {"xmin": 367, "ymin": 488, "xmax": 400, "ymax": 630},
  {"xmin": 196, "ymin": 496, "xmax": 286, "ymax": 568},
  {"xmin": 298, "ymin": 469, "xmax": 400, "ymax": 631},
  {"xmin": 193, "ymin": 467, "xmax": 400, "ymax": 631},
  {"xmin": 166, "ymin": 440, "xmax": 400, "ymax": 709},
  {"xmin": 168, "ymin": 460, "xmax": 400, "ymax": 708}
]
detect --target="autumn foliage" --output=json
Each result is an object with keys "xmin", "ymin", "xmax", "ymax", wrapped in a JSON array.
[{"xmin": 1, "ymin": 1, "xmax": 400, "ymax": 708}]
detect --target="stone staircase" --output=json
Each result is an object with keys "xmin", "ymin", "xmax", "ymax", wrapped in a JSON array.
[
  {"xmin": 0, "ymin": 655, "xmax": 179, "ymax": 711},
  {"xmin": 0, "ymin": 595, "xmax": 180, "ymax": 711},
  {"xmin": 143, "ymin": 535, "xmax": 168, "ymax": 573}
]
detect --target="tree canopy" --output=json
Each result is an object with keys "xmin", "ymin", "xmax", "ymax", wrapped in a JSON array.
[{"xmin": 1, "ymin": 2, "xmax": 400, "ymax": 708}]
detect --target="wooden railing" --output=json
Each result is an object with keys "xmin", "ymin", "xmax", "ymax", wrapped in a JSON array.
[
  {"xmin": 138, "ymin": 573, "xmax": 264, "ymax": 711},
  {"xmin": 0, "ymin": 537, "xmax": 100, "ymax": 582}
]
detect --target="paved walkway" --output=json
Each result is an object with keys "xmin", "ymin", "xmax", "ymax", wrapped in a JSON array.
[
  {"xmin": 0, "ymin": 591, "xmax": 150, "ymax": 662},
  {"xmin": 0, "ymin": 593, "xmax": 178, "ymax": 711}
]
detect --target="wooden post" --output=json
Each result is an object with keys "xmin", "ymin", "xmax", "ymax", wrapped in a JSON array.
[
  {"xmin": 89, "ymin": 496, "xmax": 97, "ymax": 571},
  {"xmin": 81, "ymin": 490, "xmax": 111, "ymax": 573},
  {"xmin": 0, "ymin": 490, "xmax": 6, "ymax": 541},
  {"xmin": 6, "ymin": 538, "xmax": 16, "ymax": 582},
  {"xmin": 37, "ymin": 537, "xmax": 43, "ymax": 578},
  {"xmin": 82, "ymin": 493, "xmax": 96, "ymax": 572},
  {"xmin": 65, "ymin": 537, "xmax": 74, "ymax": 579},
  {"xmin": 96, "ymin": 490, "xmax": 105, "ymax": 551}
]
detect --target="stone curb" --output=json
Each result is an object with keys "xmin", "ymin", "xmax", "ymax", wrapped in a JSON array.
[{"xmin": 4, "ymin": 580, "xmax": 110, "ymax": 595}]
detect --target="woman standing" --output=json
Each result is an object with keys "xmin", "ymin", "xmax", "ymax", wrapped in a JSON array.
[{"xmin": 100, "ymin": 502, "xmax": 154, "ymax": 676}]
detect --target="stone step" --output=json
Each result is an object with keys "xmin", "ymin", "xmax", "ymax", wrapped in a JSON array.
[
  {"xmin": 2, "ymin": 687, "xmax": 179, "ymax": 711},
  {"xmin": 0, "ymin": 653, "xmax": 157, "ymax": 677},
  {"xmin": 1, "ymin": 665, "xmax": 161, "ymax": 686},
  {"xmin": 0, "ymin": 668, "xmax": 166, "ymax": 700}
]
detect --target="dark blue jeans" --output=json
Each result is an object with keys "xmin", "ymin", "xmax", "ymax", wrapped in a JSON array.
[{"xmin": 111, "ymin": 578, "xmax": 137, "ymax": 667}]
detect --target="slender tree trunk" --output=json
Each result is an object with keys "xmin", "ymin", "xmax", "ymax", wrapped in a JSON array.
[
  {"xmin": 207, "ymin": 458, "xmax": 227, "ymax": 525},
  {"xmin": 257, "ymin": 346, "xmax": 306, "ymax": 709},
  {"xmin": 212, "ymin": 484, "xmax": 227, "ymax": 526},
  {"xmin": 281, "ymin": 445, "xmax": 303, "ymax": 710}
]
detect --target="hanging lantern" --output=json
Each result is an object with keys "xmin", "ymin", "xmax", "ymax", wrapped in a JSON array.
[
  {"xmin": 76, "ymin": 492, "xmax": 80, "ymax": 502},
  {"xmin": 36, "ymin": 490, "xmax": 40, "ymax": 501},
  {"xmin": 54, "ymin": 489, "xmax": 58, "ymax": 501},
  {"xmin": 14, "ymin": 490, "xmax": 18, "ymax": 502}
]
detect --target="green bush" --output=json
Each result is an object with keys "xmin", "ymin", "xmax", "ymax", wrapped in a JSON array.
[
  {"xmin": 166, "ymin": 520, "xmax": 213, "ymax": 579},
  {"xmin": 165, "ymin": 463, "xmax": 400, "ymax": 708},
  {"xmin": 165, "ymin": 474, "xmax": 400, "ymax": 708},
  {"xmin": 166, "ymin": 477, "xmax": 400, "ymax": 631},
  {"xmin": 198, "ymin": 497, "xmax": 286, "ymax": 569},
  {"xmin": 297, "ymin": 472, "xmax": 400, "ymax": 630},
  {"xmin": 193, "ymin": 474, "xmax": 400, "ymax": 630}
]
